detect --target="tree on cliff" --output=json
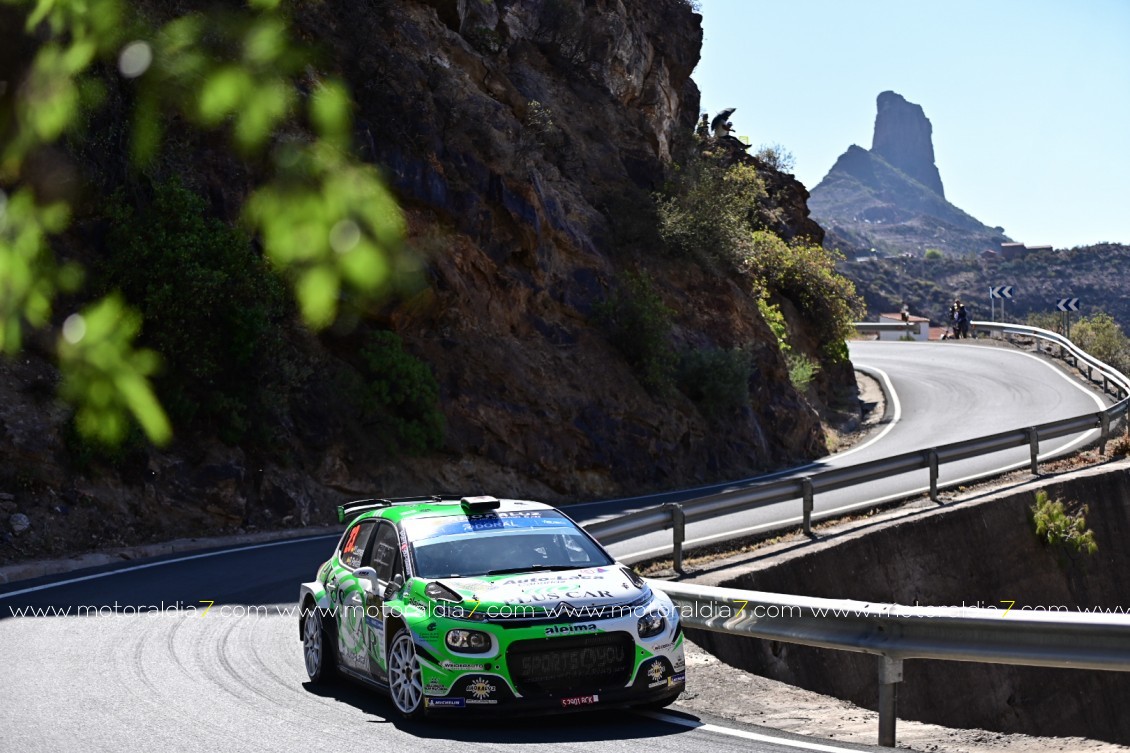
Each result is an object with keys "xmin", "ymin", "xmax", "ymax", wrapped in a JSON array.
[{"xmin": 0, "ymin": 0, "xmax": 407, "ymax": 446}]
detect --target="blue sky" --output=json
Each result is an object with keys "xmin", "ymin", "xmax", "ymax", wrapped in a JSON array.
[{"xmin": 692, "ymin": 0, "xmax": 1130, "ymax": 249}]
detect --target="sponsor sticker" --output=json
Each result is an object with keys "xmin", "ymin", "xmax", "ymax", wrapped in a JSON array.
[
  {"xmin": 544, "ymin": 624, "xmax": 598, "ymax": 636},
  {"xmin": 467, "ymin": 676, "xmax": 497, "ymax": 702},
  {"xmin": 441, "ymin": 661, "xmax": 487, "ymax": 671},
  {"xmin": 560, "ymin": 694, "xmax": 599, "ymax": 708},
  {"xmin": 424, "ymin": 679, "xmax": 449, "ymax": 696},
  {"xmin": 668, "ymin": 672, "xmax": 686, "ymax": 687},
  {"xmin": 426, "ymin": 698, "xmax": 466, "ymax": 708}
]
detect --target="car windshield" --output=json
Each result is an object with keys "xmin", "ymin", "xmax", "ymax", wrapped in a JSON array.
[{"xmin": 404, "ymin": 511, "xmax": 614, "ymax": 579}]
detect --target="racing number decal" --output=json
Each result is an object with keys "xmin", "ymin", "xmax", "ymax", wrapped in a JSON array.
[{"xmin": 343, "ymin": 526, "xmax": 361, "ymax": 556}]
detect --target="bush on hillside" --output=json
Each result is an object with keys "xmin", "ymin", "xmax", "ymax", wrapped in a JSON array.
[
  {"xmin": 676, "ymin": 347, "xmax": 751, "ymax": 421},
  {"xmin": 1031, "ymin": 489, "xmax": 1097, "ymax": 556},
  {"xmin": 1069, "ymin": 312, "xmax": 1130, "ymax": 375},
  {"xmin": 743, "ymin": 231, "xmax": 863, "ymax": 360},
  {"xmin": 593, "ymin": 272, "xmax": 677, "ymax": 394},
  {"xmin": 99, "ymin": 180, "xmax": 287, "ymax": 443},
  {"xmin": 359, "ymin": 331, "xmax": 445, "ymax": 455}
]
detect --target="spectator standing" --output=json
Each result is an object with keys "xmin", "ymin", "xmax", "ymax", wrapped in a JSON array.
[{"xmin": 957, "ymin": 303, "xmax": 971, "ymax": 338}]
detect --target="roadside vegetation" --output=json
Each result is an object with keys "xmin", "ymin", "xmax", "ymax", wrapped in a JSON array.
[
  {"xmin": 1030, "ymin": 489, "xmax": 1098, "ymax": 557},
  {"xmin": 597, "ymin": 152, "xmax": 862, "ymax": 419},
  {"xmin": 0, "ymin": 0, "xmax": 410, "ymax": 449}
]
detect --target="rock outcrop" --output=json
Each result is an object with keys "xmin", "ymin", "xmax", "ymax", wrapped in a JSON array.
[
  {"xmin": 870, "ymin": 91, "xmax": 944, "ymax": 198},
  {"xmin": 810, "ymin": 91, "xmax": 1010, "ymax": 256}
]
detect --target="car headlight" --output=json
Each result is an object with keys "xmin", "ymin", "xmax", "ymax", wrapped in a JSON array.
[
  {"xmin": 446, "ymin": 629, "xmax": 492, "ymax": 653},
  {"xmin": 637, "ymin": 611, "xmax": 666, "ymax": 638}
]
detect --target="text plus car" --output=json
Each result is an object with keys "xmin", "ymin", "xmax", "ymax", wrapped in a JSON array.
[{"xmin": 298, "ymin": 495, "xmax": 685, "ymax": 717}]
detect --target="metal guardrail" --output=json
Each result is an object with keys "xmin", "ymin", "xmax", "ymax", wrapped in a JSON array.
[
  {"xmin": 584, "ymin": 321, "xmax": 1130, "ymax": 571},
  {"xmin": 853, "ymin": 321, "xmax": 922, "ymax": 335},
  {"xmin": 649, "ymin": 578, "xmax": 1130, "ymax": 746},
  {"xmin": 585, "ymin": 323, "xmax": 1130, "ymax": 746}
]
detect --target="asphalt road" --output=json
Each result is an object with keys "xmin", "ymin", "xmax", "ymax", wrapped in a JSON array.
[
  {"xmin": 0, "ymin": 339, "xmax": 1109, "ymax": 753},
  {"xmin": 577, "ymin": 340, "xmax": 1108, "ymax": 561},
  {"xmin": 0, "ymin": 536, "xmax": 877, "ymax": 753}
]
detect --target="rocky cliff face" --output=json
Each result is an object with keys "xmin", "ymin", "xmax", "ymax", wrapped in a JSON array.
[
  {"xmin": 1, "ymin": 0, "xmax": 852, "ymax": 563},
  {"xmin": 810, "ymin": 91, "xmax": 1010, "ymax": 256}
]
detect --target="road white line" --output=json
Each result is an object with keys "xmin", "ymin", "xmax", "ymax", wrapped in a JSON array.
[
  {"xmin": 0, "ymin": 534, "xmax": 341, "ymax": 600},
  {"xmin": 576, "ymin": 367, "xmax": 899, "ymax": 515},
  {"xmin": 952, "ymin": 341, "xmax": 1109, "ymax": 410},
  {"xmin": 823, "ymin": 365, "xmax": 900, "ymax": 461},
  {"xmin": 617, "ymin": 428, "xmax": 1099, "ymax": 562},
  {"xmin": 640, "ymin": 710, "xmax": 869, "ymax": 752},
  {"xmin": 616, "ymin": 344, "xmax": 1110, "ymax": 561}
]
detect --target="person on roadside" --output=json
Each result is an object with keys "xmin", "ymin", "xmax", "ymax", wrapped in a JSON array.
[
  {"xmin": 956, "ymin": 303, "xmax": 971, "ymax": 339},
  {"xmin": 948, "ymin": 301, "xmax": 961, "ymax": 339}
]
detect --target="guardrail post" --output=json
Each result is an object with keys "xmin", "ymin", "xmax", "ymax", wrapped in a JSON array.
[
  {"xmin": 878, "ymin": 655, "xmax": 903, "ymax": 747},
  {"xmin": 1100, "ymin": 413, "xmax": 1111, "ymax": 455},
  {"xmin": 1027, "ymin": 427, "xmax": 1040, "ymax": 475},
  {"xmin": 663, "ymin": 503, "xmax": 686, "ymax": 574},
  {"xmin": 927, "ymin": 449, "xmax": 939, "ymax": 503},
  {"xmin": 801, "ymin": 477, "xmax": 814, "ymax": 536}
]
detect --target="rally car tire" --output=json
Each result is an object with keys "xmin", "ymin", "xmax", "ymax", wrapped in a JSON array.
[
  {"xmin": 387, "ymin": 628, "xmax": 425, "ymax": 719},
  {"xmin": 303, "ymin": 607, "xmax": 337, "ymax": 684}
]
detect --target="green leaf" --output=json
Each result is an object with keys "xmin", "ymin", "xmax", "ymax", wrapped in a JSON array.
[
  {"xmin": 295, "ymin": 266, "xmax": 340, "ymax": 328},
  {"xmin": 198, "ymin": 66, "xmax": 249, "ymax": 125},
  {"xmin": 57, "ymin": 296, "xmax": 171, "ymax": 446},
  {"xmin": 309, "ymin": 79, "xmax": 352, "ymax": 146}
]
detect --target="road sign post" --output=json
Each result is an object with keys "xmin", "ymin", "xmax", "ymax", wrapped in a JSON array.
[
  {"xmin": 990, "ymin": 285, "xmax": 1013, "ymax": 322},
  {"xmin": 1056, "ymin": 298, "xmax": 1080, "ymax": 338}
]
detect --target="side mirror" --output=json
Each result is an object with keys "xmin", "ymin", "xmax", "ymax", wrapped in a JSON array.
[
  {"xmin": 383, "ymin": 574, "xmax": 404, "ymax": 601},
  {"xmin": 354, "ymin": 567, "xmax": 377, "ymax": 593}
]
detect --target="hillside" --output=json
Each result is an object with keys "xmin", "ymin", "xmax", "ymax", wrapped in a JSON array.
[
  {"xmin": 0, "ymin": 0, "xmax": 860, "ymax": 563},
  {"xmin": 840, "ymin": 243, "xmax": 1130, "ymax": 330}
]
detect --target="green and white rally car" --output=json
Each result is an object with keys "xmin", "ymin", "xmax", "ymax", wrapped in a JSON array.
[{"xmin": 299, "ymin": 495, "xmax": 685, "ymax": 717}]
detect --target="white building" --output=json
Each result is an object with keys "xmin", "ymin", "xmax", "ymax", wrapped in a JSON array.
[{"xmin": 877, "ymin": 312, "xmax": 930, "ymax": 342}]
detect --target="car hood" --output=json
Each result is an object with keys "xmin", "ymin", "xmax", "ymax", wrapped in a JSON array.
[{"xmin": 433, "ymin": 566, "xmax": 648, "ymax": 613}]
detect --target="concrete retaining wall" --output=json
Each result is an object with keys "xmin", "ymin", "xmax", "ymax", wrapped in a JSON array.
[{"xmin": 687, "ymin": 462, "xmax": 1130, "ymax": 744}]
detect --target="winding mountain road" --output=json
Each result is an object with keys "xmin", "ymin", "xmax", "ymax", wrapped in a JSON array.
[
  {"xmin": 576, "ymin": 340, "xmax": 1108, "ymax": 561},
  {"xmin": 0, "ymin": 339, "xmax": 1110, "ymax": 753}
]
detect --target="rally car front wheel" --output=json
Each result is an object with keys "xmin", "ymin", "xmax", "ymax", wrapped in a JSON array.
[
  {"xmin": 303, "ymin": 608, "xmax": 336, "ymax": 684},
  {"xmin": 387, "ymin": 628, "xmax": 425, "ymax": 718}
]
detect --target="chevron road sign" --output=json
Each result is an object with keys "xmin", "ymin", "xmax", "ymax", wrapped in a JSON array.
[
  {"xmin": 990, "ymin": 285, "xmax": 1014, "ymax": 299},
  {"xmin": 1057, "ymin": 298, "xmax": 1080, "ymax": 312}
]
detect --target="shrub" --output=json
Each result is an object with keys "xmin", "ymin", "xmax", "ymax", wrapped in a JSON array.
[
  {"xmin": 786, "ymin": 352, "xmax": 819, "ymax": 393},
  {"xmin": 1025, "ymin": 311, "xmax": 1065, "ymax": 335},
  {"xmin": 677, "ymin": 347, "xmax": 750, "ymax": 421},
  {"xmin": 754, "ymin": 143, "xmax": 795, "ymax": 173},
  {"xmin": 1069, "ymin": 311, "xmax": 1130, "ymax": 375},
  {"xmin": 743, "ymin": 231, "xmax": 863, "ymax": 360},
  {"xmin": 98, "ymin": 180, "xmax": 287, "ymax": 443},
  {"xmin": 658, "ymin": 156, "xmax": 861, "ymax": 364},
  {"xmin": 657, "ymin": 160, "xmax": 765, "ymax": 268},
  {"xmin": 757, "ymin": 295, "xmax": 790, "ymax": 352},
  {"xmin": 593, "ymin": 272, "xmax": 676, "ymax": 394},
  {"xmin": 359, "ymin": 331, "xmax": 445, "ymax": 455},
  {"xmin": 1031, "ymin": 490, "xmax": 1098, "ymax": 555}
]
